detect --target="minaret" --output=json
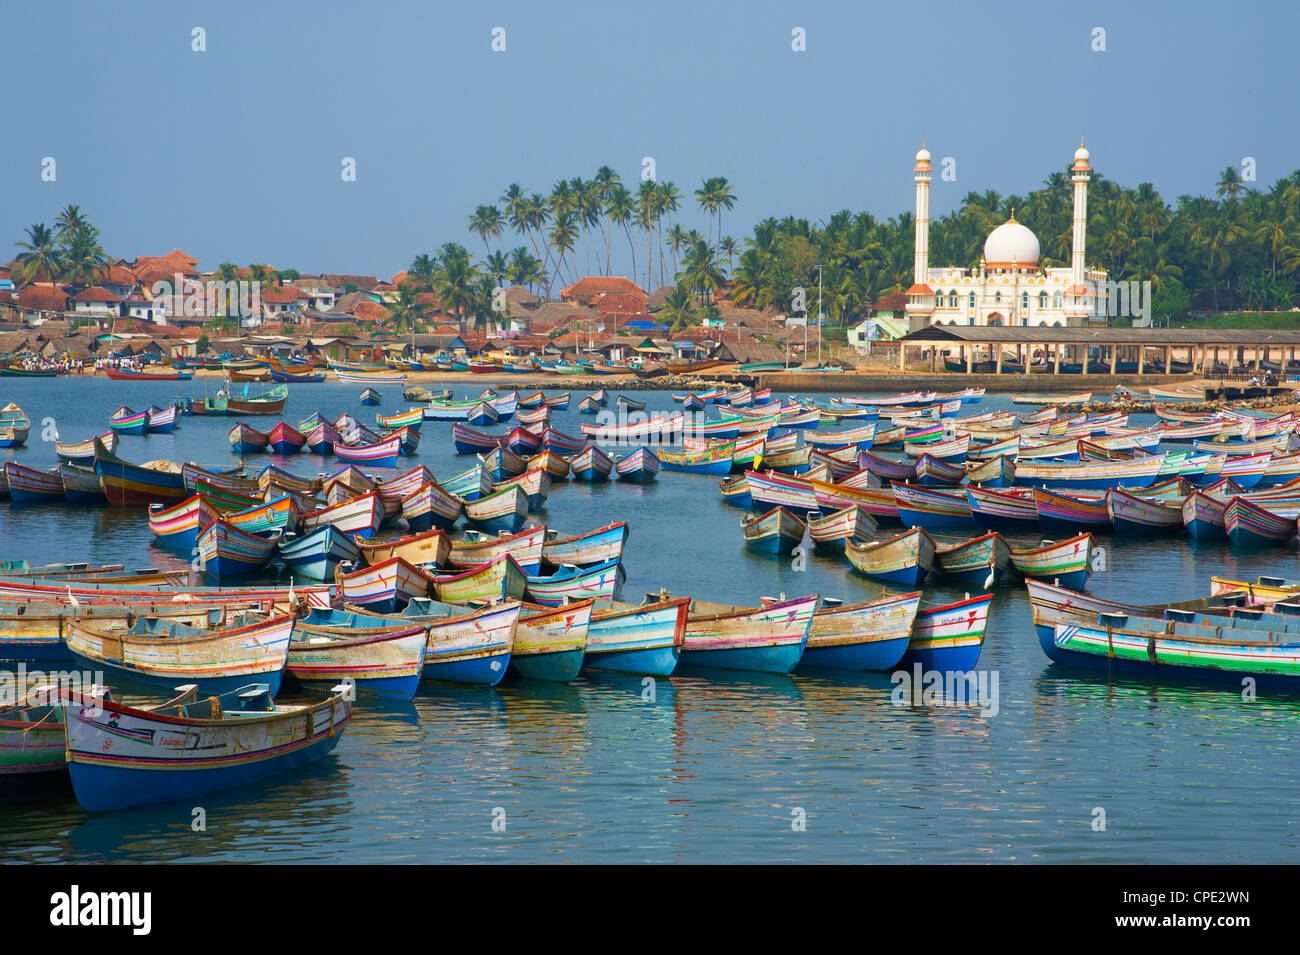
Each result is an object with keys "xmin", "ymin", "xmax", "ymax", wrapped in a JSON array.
[
  {"xmin": 913, "ymin": 141, "xmax": 931, "ymax": 284},
  {"xmin": 905, "ymin": 142, "xmax": 935, "ymax": 324},
  {"xmin": 1069, "ymin": 139, "xmax": 1092, "ymax": 302}
]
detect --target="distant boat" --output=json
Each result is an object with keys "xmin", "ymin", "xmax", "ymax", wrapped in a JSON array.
[
  {"xmin": 335, "ymin": 370, "xmax": 406, "ymax": 385},
  {"xmin": 0, "ymin": 403, "xmax": 32, "ymax": 448},
  {"xmin": 103, "ymin": 368, "xmax": 193, "ymax": 381},
  {"xmin": 360, "ymin": 387, "xmax": 382, "ymax": 405}
]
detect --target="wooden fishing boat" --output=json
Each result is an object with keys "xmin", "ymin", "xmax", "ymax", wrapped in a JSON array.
[
  {"xmin": 196, "ymin": 518, "xmax": 281, "ymax": 579},
  {"xmin": 360, "ymin": 387, "xmax": 382, "ymax": 406},
  {"xmin": 966, "ymin": 485, "xmax": 1039, "ymax": 531},
  {"xmin": 66, "ymin": 612, "xmax": 294, "ymax": 697},
  {"xmin": 300, "ymin": 490, "xmax": 383, "ymax": 540},
  {"xmin": 1225, "ymin": 496, "xmax": 1296, "ymax": 548},
  {"xmin": 103, "ymin": 368, "xmax": 193, "ymax": 381},
  {"xmin": 1181, "ymin": 489, "xmax": 1227, "ymax": 540},
  {"xmin": 891, "ymin": 483, "xmax": 973, "ymax": 529},
  {"xmin": 93, "ymin": 438, "xmax": 186, "ymax": 507},
  {"xmin": 1105, "ymin": 487, "xmax": 1182, "ymax": 535},
  {"xmin": 966, "ymin": 454, "xmax": 1016, "ymax": 487},
  {"xmin": 335, "ymin": 433, "xmax": 401, "ymax": 469},
  {"xmin": 858, "ymin": 450, "xmax": 916, "ymax": 483},
  {"xmin": 510, "ymin": 599, "xmax": 593, "ymax": 681},
  {"xmin": 1011, "ymin": 392, "xmax": 1091, "ymax": 405},
  {"xmin": 616, "ymin": 394, "xmax": 647, "ymax": 411},
  {"xmin": 287, "ymin": 619, "xmax": 427, "ymax": 700},
  {"xmin": 934, "ymin": 531, "xmax": 1013, "ymax": 587},
  {"xmin": 269, "ymin": 422, "xmax": 306, "ymax": 455},
  {"xmin": 578, "ymin": 395, "xmax": 601, "ymax": 415},
  {"xmin": 912, "ymin": 453, "xmax": 966, "ymax": 487},
  {"xmin": 1014, "ymin": 455, "xmax": 1167, "ymax": 490},
  {"xmin": 812, "ymin": 477, "xmax": 899, "ymax": 522},
  {"xmin": 376, "ymin": 407, "xmax": 424, "ymax": 432},
  {"xmin": 337, "ymin": 556, "xmax": 432, "ymax": 612},
  {"xmin": 571, "ymin": 443, "xmax": 613, "ymax": 482},
  {"xmin": 278, "ymin": 525, "xmax": 363, "ymax": 581},
  {"xmin": 109, "ymin": 405, "xmax": 150, "ymax": 436},
  {"xmin": 679, "ymin": 594, "xmax": 818, "ymax": 674},
  {"xmin": 397, "ymin": 481, "xmax": 461, "ymax": 533},
  {"xmin": 63, "ymin": 682, "xmax": 350, "ymax": 811},
  {"xmin": 2, "ymin": 462, "xmax": 63, "ymax": 505},
  {"xmin": 525, "ymin": 559, "xmax": 625, "ymax": 606},
  {"xmin": 392, "ymin": 599, "xmax": 521, "ymax": 685},
  {"xmin": 0, "ymin": 685, "xmax": 98, "ymax": 778},
  {"xmin": 482, "ymin": 445, "xmax": 526, "ymax": 482},
  {"xmin": 789, "ymin": 591, "xmax": 921, "ymax": 670},
  {"xmin": 220, "ymin": 383, "xmax": 289, "ymax": 416},
  {"xmin": 614, "ymin": 446, "xmax": 660, "ymax": 483},
  {"xmin": 57, "ymin": 463, "xmax": 106, "ymax": 505},
  {"xmin": 846, "ymin": 527, "xmax": 935, "ymax": 585},
  {"xmin": 336, "ymin": 370, "xmax": 407, "ymax": 385},
  {"xmin": 358, "ymin": 527, "xmax": 451, "ymax": 570},
  {"xmin": 740, "ymin": 506, "xmax": 807, "ymax": 554},
  {"xmin": 1031, "ymin": 487, "xmax": 1110, "ymax": 533},
  {"xmin": 446, "ymin": 525, "xmax": 545, "ymax": 574},
  {"xmin": 806, "ymin": 506, "xmax": 878, "ymax": 554},
  {"xmin": 1036, "ymin": 601, "xmax": 1300, "ymax": 689},
  {"xmin": 1009, "ymin": 532, "xmax": 1094, "ymax": 590},
  {"xmin": 229, "ymin": 421, "xmax": 270, "ymax": 454},
  {"xmin": 583, "ymin": 597, "xmax": 690, "ymax": 676},
  {"xmin": 581, "ymin": 411, "xmax": 683, "ymax": 443},
  {"xmin": 148, "ymin": 493, "xmax": 222, "ymax": 551},
  {"xmin": 658, "ymin": 440, "xmax": 736, "ymax": 476},
  {"xmin": 901, "ymin": 592, "xmax": 993, "ymax": 672},
  {"xmin": 463, "ymin": 485, "xmax": 529, "ymax": 534},
  {"xmin": 55, "ymin": 431, "xmax": 116, "ymax": 465},
  {"xmin": 541, "ymin": 521, "xmax": 629, "ymax": 569},
  {"xmin": 429, "ymin": 553, "xmax": 528, "ymax": 604}
]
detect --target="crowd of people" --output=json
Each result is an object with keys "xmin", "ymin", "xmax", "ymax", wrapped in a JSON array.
[{"xmin": 0, "ymin": 356, "xmax": 86, "ymax": 375}]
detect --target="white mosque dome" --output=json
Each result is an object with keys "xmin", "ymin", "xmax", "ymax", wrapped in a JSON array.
[
  {"xmin": 915, "ymin": 144, "xmax": 931, "ymax": 163},
  {"xmin": 983, "ymin": 215, "xmax": 1040, "ymax": 267},
  {"xmin": 1074, "ymin": 143, "xmax": 1090, "ymax": 163}
]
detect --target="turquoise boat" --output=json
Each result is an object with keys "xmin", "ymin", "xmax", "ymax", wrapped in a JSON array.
[{"xmin": 583, "ymin": 597, "xmax": 690, "ymax": 676}]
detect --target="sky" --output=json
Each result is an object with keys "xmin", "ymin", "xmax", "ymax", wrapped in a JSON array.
[{"xmin": 2, "ymin": 0, "xmax": 1296, "ymax": 281}]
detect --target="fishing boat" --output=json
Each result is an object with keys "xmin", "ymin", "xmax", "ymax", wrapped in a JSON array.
[
  {"xmin": 614, "ymin": 447, "xmax": 660, "ymax": 483},
  {"xmin": 463, "ymin": 485, "xmax": 529, "ymax": 534},
  {"xmin": 525, "ymin": 559, "xmax": 625, "ymax": 606},
  {"xmin": 511, "ymin": 600, "xmax": 593, "ymax": 681},
  {"xmin": 278, "ymin": 525, "xmax": 363, "ymax": 581},
  {"xmin": 1105, "ymin": 487, "xmax": 1182, "ymax": 534},
  {"xmin": 269, "ymin": 422, "xmax": 306, "ymax": 455},
  {"xmin": 616, "ymin": 394, "xmax": 647, "ymax": 411},
  {"xmin": 148, "ymin": 494, "xmax": 221, "ymax": 551},
  {"xmin": 288, "ymin": 618, "xmax": 427, "ymax": 700},
  {"xmin": 336, "ymin": 370, "xmax": 407, "ymax": 385},
  {"xmin": 391, "ymin": 599, "xmax": 521, "ymax": 685},
  {"xmin": 63, "ymin": 682, "xmax": 350, "ymax": 811},
  {"xmin": 103, "ymin": 368, "xmax": 193, "ymax": 381},
  {"xmin": 858, "ymin": 450, "xmax": 916, "ymax": 483},
  {"xmin": 1012, "ymin": 393, "xmax": 1091, "ymax": 405},
  {"xmin": 376, "ymin": 407, "xmax": 424, "ymax": 432},
  {"xmin": 966, "ymin": 486, "xmax": 1039, "ymax": 531},
  {"xmin": 966, "ymin": 454, "xmax": 1016, "ymax": 487},
  {"xmin": 3, "ymin": 462, "xmax": 64, "ymax": 505},
  {"xmin": 335, "ymin": 434, "xmax": 402, "ymax": 469},
  {"xmin": 846, "ymin": 527, "xmax": 936, "ymax": 585},
  {"xmin": 541, "ymin": 522, "xmax": 629, "ymax": 569},
  {"xmin": 583, "ymin": 597, "xmax": 690, "ymax": 676},
  {"xmin": 229, "ymin": 422, "xmax": 270, "ymax": 454},
  {"xmin": 1009, "ymin": 532, "xmax": 1094, "ymax": 590},
  {"xmin": 482, "ymin": 445, "xmax": 526, "ymax": 482},
  {"xmin": 300, "ymin": 490, "xmax": 383, "ymax": 540},
  {"xmin": 446, "ymin": 525, "xmax": 545, "ymax": 574},
  {"xmin": 1181, "ymin": 489, "xmax": 1227, "ymax": 540},
  {"xmin": 55, "ymin": 431, "xmax": 116, "ymax": 465},
  {"xmin": 1014, "ymin": 455, "xmax": 1167, "ymax": 490},
  {"xmin": 658, "ymin": 440, "xmax": 735, "ymax": 476},
  {"xmin": 1224, "ymin": 496, "xmax": 1296, "ymax": 548},
  {"xmin": 933, "ymin": 531, "xmax": 1013, "ymax": 587},
  {"xmin": 807, "ymin": 505, "xmax": 878, "ymax": 554},
  {"xmin": 1031, "ymin": 487, "xmax": 1110, "ymax": 534},
  {"xmin": 571, "ymin": 444, "xmax": 613, "ymax": 482},
  {"xmin": 892, "ymin": 483, "xmax": 973, "ymax": 529},
  {"xmin": 337, "ymin": 556, "xmax": 432, "ymax": 612},
  {"xmin": 66, "ymin": 612, "xmax": 294, "ymax": 697},
  {"xmin": 791, "ymin": 591, "xmax": 921, "ymax": 670},
  {"xmin": 93, "ymin": 438, "xmax": 186, "ymax": 506},
  {"xmin": 109, "ymin": 405, "xmax": 150, "ymax": 436},
  {"xmin": 740, "ymin": 506, "xmax": 807, "ymax": 554},
  {"xmin": 429, "ymin": 553, "xmax": 528, "ymax": 604},
  {"xmin": 678, "ymin": 594, "xmax": 818, "ymax": 673},
  {"xmin": 900, "ymin": 592, "xmax": 993, "ymax": 672},
  {"xmin": 0, "ymin": 685, "xmax": 103, "ymax": 778},
  {"xmin": 196, "ymin": 518, "xmax": 281, "ymax": 579},
  {"xmin": 59, "ymin": 463, "xmax": 107, "ymax": 504},
  {"xmin": 360, "ymin": 387, "xmax": 382, "ymax": 406}
]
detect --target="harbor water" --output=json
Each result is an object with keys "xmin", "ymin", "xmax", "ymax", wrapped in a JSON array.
[{"xmin": 0, "ymin": 378, "xmax": 1296, "ymax": 863}]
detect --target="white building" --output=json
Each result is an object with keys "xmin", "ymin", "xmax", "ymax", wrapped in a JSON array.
[{"xmin": 905, "ymin": 141, "xmax": 1107, "ymax": 330}]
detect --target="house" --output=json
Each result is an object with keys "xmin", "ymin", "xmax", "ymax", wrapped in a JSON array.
[
  {"xmin": 96, "ymin": 265, "xmax": 139, "ymax": 299},
  {"xmin": 125, "ymin": 299, "xmax": 168, "ymax": 325},
  {"xmin": 713, "ymin": 339, "xmax": 786, "ymax": 365},
  {"xmin": 17, "ymin": 283, "xmax": 70, "ymax": 321},
  {"xmin": 502, "ymin": 286, "xmax": 540, "ymax": 311},
  {"xmin": 348, "ymin": 300, "xmax": 389, "ymax": 325},
  {"xmin": 70, "ymin": 287, "xmax": 122, "ymax": 317},
  {"xmin": 559, "ymin": 276, "xmax": 647, "ymax": 307},
  {"xmin": 865, "ymin": 289, "xmax": 910, "ymax": 340},
  {"xmin": 291, "ymin": 279, "xmax": 338, "ymax": 312},
  {"xmin": 261, "ymin": 285, "xmax": 303, "ymax": 322}
]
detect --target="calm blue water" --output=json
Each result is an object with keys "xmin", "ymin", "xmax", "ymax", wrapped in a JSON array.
[{"xmin": 1, "ymin": 377, "xmax": 1298, "ymax": 863}]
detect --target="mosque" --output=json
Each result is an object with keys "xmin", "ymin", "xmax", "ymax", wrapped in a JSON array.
[{"xmin": 904, "ymin": 140, "xmax": 1108, "ymax": 329}]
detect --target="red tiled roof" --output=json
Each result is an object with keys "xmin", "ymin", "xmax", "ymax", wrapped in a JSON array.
[
  {"xmin": 872, "ymin": 290, "xmax": 908, "ymax": 312},
  {"xmin": 70, "ymin": 286, "xmax": 121, "ymax": 303},
  {"xmin": 97, "ymin": 265, "xmax": 138, "ymax": 287},
  {"xmin": 261, "ymin": 285, "xmax": 301, "ymax": 304},
  {"xmin": 350, "ymin": 301, "xmax": 389, "ymax": 322},
  {"xmin": 18, "ymin": 284, "xmax": 69, "ymax": 310},
  {"xmin": 560, "ymin": 276, "xmax": 647, "ymax": 299}
]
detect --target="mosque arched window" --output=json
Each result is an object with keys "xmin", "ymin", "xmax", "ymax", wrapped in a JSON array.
[
  {"xmin": 1022, "ymin": 292, "xmax": 1029, "ymax": 310},
  {"xmin": 949, "ymin": 291, "xmax": 958, "ymax": 309},
  {"xmin": 994, "ymin": 291, "xmax": 1001, "ymax": 304},
  {"xmin": 1053, "ymin": 291, "xmax": 1063, "ymax": 309},
  {"xmin": 933, "ymin": 290, "xmax": 944, "ymax": 308},
  {"xmin": 1038, "ymin": 291, "xmax": 1048, "ymax": 308},
  {"xmin": 968, "ymin": 291, "xmax": 976, "ymax": 310}
]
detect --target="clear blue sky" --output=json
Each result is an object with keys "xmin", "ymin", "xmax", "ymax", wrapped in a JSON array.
[{"xmin": 2, "ymin": 0, "xmax": 1295, "ymax": 279}]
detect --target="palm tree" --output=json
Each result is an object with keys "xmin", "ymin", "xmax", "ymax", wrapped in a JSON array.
[
  {"xmin": 635, "ymin": 181, "xmax": 658, "ymax": 291},
  {"xmin": 679, "ymin": 240, "xmax": 725, "ymax": 304},
  {"xmin": 1217, "ymin": 166, "xmax": 1246, "ymax": 201},
  {"xmin": 55, "ymin": 205, "xmax": 89, "ymax": 243},
  {"xmin": 547, "ymin": 212, "xmax": 579, "ymax": 295},
  {"xmin": 606, "ymin": 184, "xmax": 637, "ymax": 283},
  {"xmin": 468, "ymin": 204, "xmax": 504, "ymax": 256},
  {"xmin": 661, "ymin": 285, "xmax": 696, "ymax": 332},
  {"xmin": 14, "ymin": 223, "xmax": 63, "ymax": 285},
  {"xmin": 433, "ymin": 243, "xmax": 478, "ymax": 331},
  {"xmin": 61, "ymin": 223, "xmax": 107, "ymax": 288},
  {"xmin": 592, "ymin": 165, "xmax": 621, "ymax": 274},
  {"xmin": 485, "ymin": 250, "xmax": 510, "ymax": 290},
  {"xmin": 409, "ymin": 253, "xmax": 437, "ymax": 289}
]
